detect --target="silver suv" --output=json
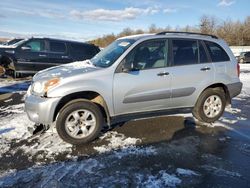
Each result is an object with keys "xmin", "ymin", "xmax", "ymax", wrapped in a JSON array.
[{"xmin": 25, "ymin": 32, "xmax": 242, "ymax": 145}]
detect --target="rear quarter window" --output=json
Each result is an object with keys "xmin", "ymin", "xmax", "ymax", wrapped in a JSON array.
[{"xmin": 204, "ymin": 41, "xmax": 230, "ymax": 62}]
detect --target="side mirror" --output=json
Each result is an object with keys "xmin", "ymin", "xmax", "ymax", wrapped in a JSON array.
[
  {"xmin": 122, "ymin": 61, "xmax": 140, "ymax": 73},
  {"xmin": 21, "ymin": 46, "xmax": 31, "ymax": 51},
  {"xmin": 122, "ymin": 65, "xmax": 131, "ymax": 73}
]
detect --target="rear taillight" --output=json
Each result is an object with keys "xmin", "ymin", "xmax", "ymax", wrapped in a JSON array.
[{"xmin": 237, "ymin": 63, "xmax": 240, "ymax": 77}]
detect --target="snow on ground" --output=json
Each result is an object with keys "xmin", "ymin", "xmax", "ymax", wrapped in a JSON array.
[
  {"xmin": 94, "ymin": 131, "xmax": 141, "ymax": 153},
  {"xmin": 0, "ymin": 104, "xmax": 32, "ymax": 157},
  {"xmin": 0, "ymin": 102, "xmax": 157, "ymax": 163},
  {"xmin": 237, "ymin": 64, "xmax": 250, "ymax": 98},
  {"xmin": 176, "ymin": 168, "xmax": 200, "ymax": 177}
]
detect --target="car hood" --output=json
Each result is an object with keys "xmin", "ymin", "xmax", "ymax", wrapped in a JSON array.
[{"xmin": 33, "ymin": 60, "xmax": 102, "ymax": 82}]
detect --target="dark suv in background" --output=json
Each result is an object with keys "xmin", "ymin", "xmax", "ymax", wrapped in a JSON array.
[
  {"xmin": 0, "ymin": 37, "xmax": 100, "ymax": 77},
  {"xmin": 238, "ymin": 51, "xmax": 250, "ymax": 63}
]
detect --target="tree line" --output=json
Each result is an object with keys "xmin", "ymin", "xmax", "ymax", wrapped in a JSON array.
[{"xmin": 90, "ymin": 15, "xmax": 250, "ymax": 47}]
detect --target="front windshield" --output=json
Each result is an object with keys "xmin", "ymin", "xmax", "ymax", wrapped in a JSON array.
[
  {"xmin": 13, "ymin": 39, "xmax": 27, "ymax": 47},
  {"xmin": 91, "ymin": 39, "xmax": 135, "ymax": 68}
]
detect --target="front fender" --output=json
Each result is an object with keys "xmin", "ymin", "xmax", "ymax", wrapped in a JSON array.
[{"xmin": 47, "ymin": 78, "xmax": 114, "ymax": 116}]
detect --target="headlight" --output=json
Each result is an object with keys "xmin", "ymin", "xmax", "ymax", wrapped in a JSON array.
[
  {"xmin": 32, "ymin": 77, "xmax": 60, "ymax": 96},
  {"xmin": 33, "ymin": 82, "xmax": 44, "ymax": 94}
]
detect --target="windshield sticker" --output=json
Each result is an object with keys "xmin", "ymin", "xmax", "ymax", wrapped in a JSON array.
[{"xmin": 118, "ymin": 42, "xmax": 130, "ymax": 47}]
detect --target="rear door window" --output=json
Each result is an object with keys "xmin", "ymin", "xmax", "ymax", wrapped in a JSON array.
[
  {"xmin": 49, "ymin": 41, "xmax": 66, "ymax": 53},
  {"xmin": 172, "ymin": 39, "xmax": 198, "ymax": 66},
  {"xmin": 204, "ymin": 41, "xmax": 230, "ymax": 62}
]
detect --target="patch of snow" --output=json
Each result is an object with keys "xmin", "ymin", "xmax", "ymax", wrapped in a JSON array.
[
  {"xmin": 239, "ymin": 143, "xmax": 250, "ymax": 156},
  {"xmin": 176, "ymin": 168, "xmax": 200, "ymax": 176},
  {"xmin": 0, "ymin": 103, "xmax": 24, "ymax": 114},
  {"xmin": 225, "ymin": 106, "xmax": 241, "ymax": 114},
  {"xmin": 94, "ymin": 131, "xmax": 141, "ymax": 153},
  {"xmin": 140, "ymin": 170, "xmax": 182, "ymax": 187},
  {"xmin": 202, "ymin": 165, "xmax": 241, "ymax": 178},
  {"xmin": 64, "ymin": 60, "xmax": 94, "ymax": 69},
  {"xmin": 113, "ymin": 146, "xmax": 157, "ymax": 159},
  {"xmin": 236, "ymin": 116, "xmax": 247, "ymax": 121},
  {"xmin": 4, "ymin": 98, "xmax": 13, "ymax": 103},
  {"xmin": 220, "ymin": 117, "xmax": 238, "ymax": 124}
]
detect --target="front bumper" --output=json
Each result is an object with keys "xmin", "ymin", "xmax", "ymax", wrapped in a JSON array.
[
  {"xmin": 25, "ymin": 94, "xmax": 61, "ymax": 125},
  {"xmin": 227, "ymin": 82, "xmax": 243, "ymax": 98}
]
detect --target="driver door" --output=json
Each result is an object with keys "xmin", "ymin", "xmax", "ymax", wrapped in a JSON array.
[
  {"xmin": 15, "ymin": 39, "xmax": 49, "ymax": 73},
  {"xmin": 113, "ymin": 39, "xmax": 172, "ymax": 115}
]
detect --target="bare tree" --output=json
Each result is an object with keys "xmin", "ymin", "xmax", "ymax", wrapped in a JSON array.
[{"xmin": 200, "ymin": 15, "xmax": 217, "ymax": 34}]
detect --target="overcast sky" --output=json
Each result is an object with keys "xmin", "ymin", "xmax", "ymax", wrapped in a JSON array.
[{"xmin": 0, "ymin": 0, "xmax": 249, "ymax": 41}]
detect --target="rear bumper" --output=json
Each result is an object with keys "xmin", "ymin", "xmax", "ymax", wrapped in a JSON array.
[
  {"xmin": 25, "ymin": 94, "xmax": 61, "ymax": 125},
  {"xmin": 227, "ymin": 82, "xmax": 243, "ymax": 98}
]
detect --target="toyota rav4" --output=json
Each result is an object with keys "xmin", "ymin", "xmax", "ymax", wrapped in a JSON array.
[{"xmin": 25, "ymin": 32, "xmax": 242, "ymax": 145}]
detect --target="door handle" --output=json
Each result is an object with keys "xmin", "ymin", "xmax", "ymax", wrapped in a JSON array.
[
  {"xmin": 157, "ymin": 72, "xmax": 169, "ymax": 76},
  {"xmin": 39, "ymin": 54, "xmax": 47, "ymax": 57},
  {"xmin": 200, "ymin": 67, "xmax": 211, "ymax": 71},
  {"xmin": 61, "ymin": 56, "xmax": 69, "ymax": 58}
]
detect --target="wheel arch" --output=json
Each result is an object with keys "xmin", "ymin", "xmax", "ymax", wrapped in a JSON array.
[
  {"xmin": 53, "ymin": 91, "xmax": 111, "ymax": 125},
  {"xmin": 199, "ymin": 83, "xmax": 231, "ymax": 105}
]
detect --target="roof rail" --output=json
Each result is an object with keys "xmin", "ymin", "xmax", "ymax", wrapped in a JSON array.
[{"xmin": 156, "ymin": 31, "xmax": 218, "ymax": 39}]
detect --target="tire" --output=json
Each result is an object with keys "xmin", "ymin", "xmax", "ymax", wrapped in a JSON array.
[
  {"xmin": 192, "ymin": 87, "xmax": 226, "ymax": 123},
  {"xmin": 56, "ymin": 100, "xmax": 104, "ymax": 145},
  {"xmin": 2, "ymin": 57, "xmax": 17, "ymax": 78}
]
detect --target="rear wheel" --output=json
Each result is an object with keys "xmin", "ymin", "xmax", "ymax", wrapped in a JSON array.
[
  {"xmin": 192, "ymin": 88, "xmax": 226, "ymax": 123},
  {"xmin": 1, "ymin": 56, "xmax": 17, "ymax": 78},
  {"xmin": 56, "ymin": 100, "xmax": 104, "ymax": 145}
]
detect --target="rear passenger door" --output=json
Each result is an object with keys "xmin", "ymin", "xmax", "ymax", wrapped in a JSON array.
[
  {"xmin": 48, "ymin": 40, "xmax": 72, "ymax": 67},
  {"xmin": 168, "ymin": 39, "xmax": 215, "ymax": 108}
]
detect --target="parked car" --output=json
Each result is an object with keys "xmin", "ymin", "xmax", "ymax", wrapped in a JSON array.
[
  {"xmin": 25, "ymin": 32, "xmax": 242, "ymax": 145},
  {"xmin": 0, "ymin": 37, "xmax": 100, "ymax": 77},
  {"xmin": 238, "ymin": 51, "xmax": 250, "ymax": 63},
  {"xmin": 2, "ymin": 38, "xmax": 24, "ymax": 46}
]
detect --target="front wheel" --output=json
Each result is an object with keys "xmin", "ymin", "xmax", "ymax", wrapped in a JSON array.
[
  {"xmin": 192, "ymin": 88, "xmax": 226, "ymax": 123},
  {"xmin": 56, "ymin": 100, "xmax": 104, "ymax": 145}
]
